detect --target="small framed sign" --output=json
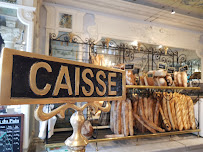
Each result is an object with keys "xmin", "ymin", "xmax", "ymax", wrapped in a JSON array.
[
  {"xmin": 167, "ymin": 67, "xmax": 175, "ymax": 74},
  {"xmin": 0, "ymin": 48, "xmax": 126, "ymax": 105},
  {"xmin": 179, "ymin": 65, "xmax": 188, "ymax": 72},
  {"xmin": 158, "ymin": 62, "xmax": 167, "ymax": 70},
  {"xmin": 125, "ymin": 64, "xmax": 134, "ymax": 70}
]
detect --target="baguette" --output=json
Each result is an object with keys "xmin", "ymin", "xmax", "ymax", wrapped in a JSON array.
[
  {"xmin": 114, "ymin": 101, "xmax": 118, "ymax": 134},
  {"xmin": 139, "ymin": 97, "xmax": 165, "ymax": 132},
  {"xmin": 166, "ymin": 95, "xmax": 175, "ymax": 130},
  {"xmin": 159, "ymin": 104, "xmax": 170, "ymax": 130},
  {"xmin": 154, "ymin": 99, "xmax": 160, "ymax": 125},
  {"xmin": 187, "ymin": 96, "xmax": 196, "ymax": 129},
  {"xmin": 110, "ymin": 101, "xmax": 115, "ymax": 132},
  {"xmin": 143, "ymin": 97, "xmax": 149, "ymax": 119},
  {"xmin": 162, "ymin": 95, "xmax": 171, "ymax": 131},
  {"xmin": 133, "ymin": 113, "xmax": 156, "ymax": 134},
  {"xmin": 117, "ymin": 100, "xmax": 122, "ymax": 134},
  {"xmin": 127, "ymin": 99, "xmax": 134, "ymax": 136},
  {"xmin": 122, "ymin": 101, "xmax": 129, "ymax": 136},
  {"xmin": 132, "ymin": 99, "xmax": 138, "ymax": 127},
  {"xmin": 183, "ymin": 95, "xmax": 190, "ymax": 130},
  {"xmin": 175, "ymin": 97, "xmax": 184, "ymax": 131},
  {"xmin": 148, "ymin": 97, "xmax": 154, "ymax": 122},
  {"xmin": 170, "ymin": 98, "xmax": 178, "ymax": 130},
  {"xmin": 181, "ymin": 95, "xmax": 189, "ymax": 130}
]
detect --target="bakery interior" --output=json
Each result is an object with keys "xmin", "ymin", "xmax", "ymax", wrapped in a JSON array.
[{"xmin": 0, "ymin": 0, "xmax": 203, "ymax": 152}]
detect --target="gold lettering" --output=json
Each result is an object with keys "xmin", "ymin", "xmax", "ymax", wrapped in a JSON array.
[
  {"xmin": 53, "ymin": 66, "xmax": 73, "ymax": 96},
  {"xmin": 108, "ymin": 73, "xmax": 117, "ymax": 95},
  {"xmin": 96, "ymin": 71, "xmax": 106, "ymax": 96},
  {"xmin": 29, "ymin": 62, "xmax": 52, "ymax": 95},
  {"xmin": 75, "ymin": 67, "xmax": 80, "ymax": 95},
  {"xmin": 82, "ymin": 69, "xmax": 94, "ymax": 96}
]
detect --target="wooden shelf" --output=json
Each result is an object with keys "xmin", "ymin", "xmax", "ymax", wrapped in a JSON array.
[{"xmin": 126, "ymin": 85, "xmax": 201, "ymax": 90}]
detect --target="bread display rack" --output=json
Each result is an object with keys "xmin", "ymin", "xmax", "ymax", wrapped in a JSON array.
[{"xmin": 46, "ymin": 32, "xmax": 201, "ymax": 148}]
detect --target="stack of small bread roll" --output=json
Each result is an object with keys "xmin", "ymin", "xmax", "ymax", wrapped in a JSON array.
[{"xmin": 110, "ymin": 93, "xmax": 196, "ymax": 136}]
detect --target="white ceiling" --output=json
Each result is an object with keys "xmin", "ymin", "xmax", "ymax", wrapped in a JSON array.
[
  {"xmin": 124, "ymin": 0, "xmax": 203, "ymax": 19},
  {"xmin": 44, "ymin": 0, "xmax": 203, "ymax": 32}
]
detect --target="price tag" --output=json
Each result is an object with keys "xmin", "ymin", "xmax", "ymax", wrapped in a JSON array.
[
  {"xmin": 167, "ymin": 67, "xmax": 175, "ymax": 74},
  {"xmin": 148, "ymin": 73, "xmax": 154, "ymax": 78},
  {"xmin": 125, "ymin": 64, "xmax": 134, "ymax": 70},
  {"xmin": 179, "ymin": 65, "xmax": 188, "ymax": 72},
  {"xmin": 158, "ymin": 62, "xmax": 167, "ymax": 70},
  {"xmin": 133, "ymin": 68, "xmax": 140, "ymax": 74}
]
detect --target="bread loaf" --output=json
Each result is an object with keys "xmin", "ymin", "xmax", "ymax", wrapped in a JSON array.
[
  {"xmin": 81, "ymin": 120, "xmax": 93, "ymax": 139},
  {"xmin": 110, "ymin": 101, "xmax": 115, "ymax": 132},
  {"xmin": 175, "ymin": 97, "xmax": 184, "ymax": 131},
  {"xmin": 158, "ymin": 78, "xmax": 167, "ymax": 86},
  {"xmin": 132, "ymin": 99, "xmax": 138, "ymax": 127},
  {"xmin": 166, "ymin": 74, "xmax": 173, "ymax": 86},
  {"xmin": 181, "ymin": 72, "xmax": 187, "ymax": 87},
  {"xmin": 143, "ymin": 97, "xmax": 149, "ymax": 119},
  {"xmin": 166, "ymin": 94, "xmax": 175, "ymax": 130},
  {"xmin": 155, "ymin": 69, "xmax": 167, "ymax": 77},
  {"xmin": 148, "ymin": 97, "xmax": 154, "ymax": 122},
  {"xmin": 127, "ymin": 99, "xmax": 134, "ymax": 136},
  {"xmin": 174, "ymin": 72, "xmax": 179, "ymax": 86},
  {"xmin": 183, "ymin": 96, "xmax": 190, "ymax": 130},
  {"xmin": 114, "ymin": 101, "xmax": 118, "ymax": 134},
  {"xmin": 154, "ymin": 99, "xmax": 160, "ymax": 125},
  {"xmin": 162, "ymin": 95, "xmax": 171, "ymax": 131},
  {"xmin": 139, "ymin": 97, "xmax": 165, "ymax": 132},
  {"xmin": 147, "ymin": 71, "xmax": 155, "ymax": 86},
  {"xmin": 126, "ymin": 70, "xmax": 135, "ymax": 85},
  {"xmin": 170, "ymin": 98, "xmax": 178, "ymax": 130},
  {"xmin": 177, "ymin": 72, "xmax": 183, "ymax": 87},
  {"xmin": 133, "ymin": 113, "xmax": 156, "ymax": 134},
  {"xmin": 187, "ymin": 96, "xmax": 196, "ymax": 129},
  {"xmin": 122, "ymin": 100, "xmax": 129, "ymax": 136},
  {"xmin": 117, "ymin": 101, "xmax": 122, "ymax": 134}
]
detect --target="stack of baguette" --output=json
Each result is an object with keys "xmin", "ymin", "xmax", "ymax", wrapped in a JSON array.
[{"xmin": 110, "ymin": 93, "xmax": 196, "ymax": 136}]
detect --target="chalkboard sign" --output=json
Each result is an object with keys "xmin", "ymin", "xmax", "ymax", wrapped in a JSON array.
[
  {"xmin": 158, "ymin": 62, "xmax": 167, "ymax": 70},
  {"xmin": 125, "ymin": 64, "xmax": 134, "ymax": 70},
  {"xmin": 179, "ymin": 65, "xmax": 188, "ymax": 72},
  {"xmin": 167, "ymin": 67, "xmax": 175, "ymax": 74},
  {"xmin": 0, "ymin": 114, "xmax": 24, "ymax": 152}
]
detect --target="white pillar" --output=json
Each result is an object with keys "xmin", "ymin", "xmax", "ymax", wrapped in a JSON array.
[{"xmin": 0, "ymin": 19, "xmax": 22, "ymax": 49}]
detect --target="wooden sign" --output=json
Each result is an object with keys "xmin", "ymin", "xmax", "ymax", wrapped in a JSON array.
[
  {"xmin": 167, "ymin": 67, "xmax": 175, "ymax": 74},
  {"xmin": 0, "ymin": 114, "xmax": 24, "ymax": 152},
  {"xmin": 0, "ymin": 48, "xmax": 126, "ymax": 105},
  {"xmin": 179, "ymin": 65, "xmax": 188, "ymax": 72},
  {"xmin": 158, "ymin": 62, "xmax": 167, "ymax": 70}
]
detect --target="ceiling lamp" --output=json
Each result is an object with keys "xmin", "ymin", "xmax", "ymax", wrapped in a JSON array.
[{"xmin": 171, "ymin": 9, "xmax": 175, "ymax": 14}]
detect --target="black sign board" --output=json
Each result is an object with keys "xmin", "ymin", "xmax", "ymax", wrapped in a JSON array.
[
  {"xmin": 125, "ymin": 64, "xmax": 134, "ymax": 70},
  {"xmin": 0, "ymin": 48, "xmax": 126, "ymax": 105},
  {"xmin": 179, "ymin": 65, "xmax": 188, "ymax": 72},
  {"xmin": 167, "ymin": 67, "xmax": 175, "ymax": 74},
  {"xmin": 0, "ymin": 114, "xmax": 24, "ymax": 152},
  {"xmin": 158, "ymin": 62, "xmax": 167, "ymax": 70}
]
